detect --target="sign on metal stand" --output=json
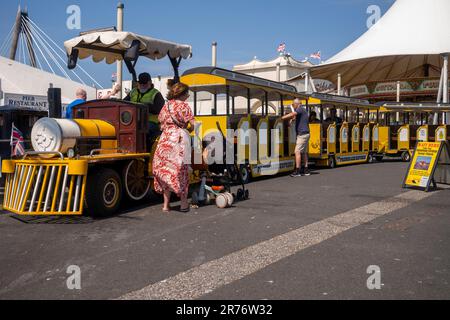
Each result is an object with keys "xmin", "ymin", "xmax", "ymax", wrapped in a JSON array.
[{"xmin": 403, "ymin": 141, "xmax": 450, "ymax": 192}]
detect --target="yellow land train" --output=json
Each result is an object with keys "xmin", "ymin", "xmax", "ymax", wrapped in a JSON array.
[
  {"xmin": 376, "ymin": 103, "xmax": 450, "ymax": 161},
  {"xmin": 181, "ymin": 67, "xmax": 309, "ymax": 182},
  {"xmin": 2, "ymin": 101, "xmax": 155, "ymax": 217},
  {"xmin": 301, "ymin": 93, "xmax": 380, "ymax": 168}
]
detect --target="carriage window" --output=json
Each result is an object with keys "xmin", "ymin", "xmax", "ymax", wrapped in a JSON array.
[{"xmin": 121, "ymin": 110, "xmax": 133, "ymax": 126}]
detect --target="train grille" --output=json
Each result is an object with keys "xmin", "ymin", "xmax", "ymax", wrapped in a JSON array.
[{"xmin": 3, "ymin": 163, "xmax": 86, "ymax": 215}]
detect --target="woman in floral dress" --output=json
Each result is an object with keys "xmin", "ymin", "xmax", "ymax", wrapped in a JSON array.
[{"xmin": 152, "ymin": 82, "xmax": 195, "ymax": 212}]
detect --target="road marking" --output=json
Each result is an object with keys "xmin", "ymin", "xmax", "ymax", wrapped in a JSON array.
[{"xmin": 119, "ymin": 190, "xmax": 436, "ymax": 300}]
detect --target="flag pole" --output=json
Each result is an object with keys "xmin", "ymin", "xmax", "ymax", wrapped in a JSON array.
[{"xmin": 10, "ymin": 122, "xmax": 14, "ymax": 157}]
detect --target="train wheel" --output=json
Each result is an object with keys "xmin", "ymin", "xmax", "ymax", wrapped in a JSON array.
[
  {"xmin": 375, "ymin": 155, "xmax": 384, "ymax": 162},
  {"xmin": 401, "ymin": 151, "xmax": 411, "ymax": 162},
  {"xmin": 86, "ymin": 168, "xmax": 122, "ymax": 217},
  {"xmin": 123, "ymin": 159, "xmax": 151, "ymax": 201},
  {"xmin": 328, "ymin": 156, "xmax": 336, "ymax": 169},
  {"xmin": 367, "ymin": 154, "xmax": 374, "ymax": 163},
  {"xmin": 239, "ymin": 165, "xmax": 251, "ymax": 184}
]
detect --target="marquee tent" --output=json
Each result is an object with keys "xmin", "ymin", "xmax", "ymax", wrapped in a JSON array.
[{"xmin": 309, "ymin": 0, "xmax": 450, "ymax": 91}]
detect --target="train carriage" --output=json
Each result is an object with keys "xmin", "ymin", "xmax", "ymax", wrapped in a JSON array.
[
  {"xmin": 181, "ymin": 67, "xmax": 309, "ymax": 182},
  {"xmin": 306, "ymin": 93, "xmax": 379, "ymax": 168},
  {"xmin": 376, "ymin": 103, "xmax": 450, "ymax": 161}
]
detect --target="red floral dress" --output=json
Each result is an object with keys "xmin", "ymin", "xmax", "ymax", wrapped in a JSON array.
[{"xmin": 152, "ymin": 100, "xmax": 194, "ymax": 197}]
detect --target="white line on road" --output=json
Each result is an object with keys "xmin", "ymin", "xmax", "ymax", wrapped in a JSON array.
[{"xmin": 119, "ymin": 189, "xmax": 437, "ymax": 300}]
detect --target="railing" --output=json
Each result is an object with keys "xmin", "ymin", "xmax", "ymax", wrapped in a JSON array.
[{"xmin": 3, "ymin": 162, "xmax": 87, "ymax": 215}]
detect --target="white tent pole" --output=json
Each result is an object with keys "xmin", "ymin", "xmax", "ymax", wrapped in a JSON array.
[
  {"xmin": 304, "ymin": 70, "xmax": 309, "ymax": 92},
  {"xmin": 337, "ymin": 73, "xmax": 341, "ymax": 95},
  {"xmin": 443, "ymin": 54, "xmax": 448, "ymax": 103},
  {"xmin": 116, "ymin": 2, "xmax": 124, "ymax": 99},
  {"xmin": 434, "ymin": 69, "xmax": 444, "ymax": 124},
  {"xmin": 443, "ymin": 53, "xmax": 449, "ymax": 124}
]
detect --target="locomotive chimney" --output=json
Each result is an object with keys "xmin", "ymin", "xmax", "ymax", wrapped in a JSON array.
[
  {"xmin": 116, "ymin": 2, "xmax": 124, "ymax": 99},
  {"xmin": 212, "ymin": 42, "xmax": 217, "ymax": 67}
]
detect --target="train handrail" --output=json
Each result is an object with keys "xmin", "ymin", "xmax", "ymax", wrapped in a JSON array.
[
  {"xmin": 89, "ymin": 148, "xmax": 126, "ymax": 157},
  {"xmin": 22, "ymin": 151, "xmax": 64, "ymax": 160}
]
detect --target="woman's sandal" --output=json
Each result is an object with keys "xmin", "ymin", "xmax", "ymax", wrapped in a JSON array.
[{"xmin": 163, "ymin": 207, "xmax": 171, "ymax": 213}]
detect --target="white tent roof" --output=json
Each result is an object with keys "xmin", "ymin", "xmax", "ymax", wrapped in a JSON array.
[
  {"xmin": 64, "ymin": 31, "xmax": 192, "ymax": 65},
  {"xmin": 234, "ymin": 55, "xmax": 312, "ymax": 71},
  {"xmin": 0, "ymin": 56, "xmax": 96, "ymax": 104},
  {"xmin": 310, "ymin": 0, "xmax": 450, "ymax": 87}
]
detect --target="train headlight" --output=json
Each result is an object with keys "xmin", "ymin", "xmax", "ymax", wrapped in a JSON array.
[{"xmin": 67, "ymin": 148, "xmax": 75, "ymax": 159}]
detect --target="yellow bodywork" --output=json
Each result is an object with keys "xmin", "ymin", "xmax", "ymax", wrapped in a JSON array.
[
  {"xmin": 73, "ymin": 119, "xmax": 117, "ymax": 151},
  {"xmin": 340, "ymin": 123, "xmax": 349, "ymax": 153},
  {"xmin": 309, "ymin": 123, "xmax": 321, "ymax": 157},
  {"xmin": 1, "ymin": 153, "xmax": 155, "ymax": 216},
  {"xmin": 378, "ymin": 126, "xmax": 389, "ymax": 153},
  {"xmin": 194, "ymin": 115, "xmax": 228, "ymax": 139},
  {"xmin": 398, "ymin": 125, "xmax": 410, "ymax": 150},
  {"xmin": 2, "ymin": 158, "xmax": 88, "ymax": 215}
]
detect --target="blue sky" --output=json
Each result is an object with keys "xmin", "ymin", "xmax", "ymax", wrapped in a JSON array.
[{"xmin": 0, "ymin": 0, "xmax": 395, "ymax": 88}]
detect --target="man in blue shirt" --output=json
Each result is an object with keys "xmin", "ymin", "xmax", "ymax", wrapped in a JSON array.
[
  {"xmin": 66, "ymin": 88, "xmax": 87, "ymax": 119},
  {"xmin": 281, "ymin": 98, "xmax": 311, "ymax": 177}
]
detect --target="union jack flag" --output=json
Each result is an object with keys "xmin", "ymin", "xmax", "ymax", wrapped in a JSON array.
[
  {"xmin": 310, "ymin": 51, "xmax": 322, "ymax": 60},
  {"xmin": 277, "ymin": 43, "xmax": 286, "ymax": 54},
  {"xmin": 10, "ymin": 123, "xmax": 25, "ymax": 157}
]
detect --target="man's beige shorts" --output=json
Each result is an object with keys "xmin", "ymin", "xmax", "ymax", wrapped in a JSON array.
[{"xmin": 295, "ymin": 134, "xmax": 310, "ymax": 153}]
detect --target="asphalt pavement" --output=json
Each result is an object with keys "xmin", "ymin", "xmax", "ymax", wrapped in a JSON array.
[{"xmin": 0, "ymin": 161, "xmax": 449, "ymax": 300}]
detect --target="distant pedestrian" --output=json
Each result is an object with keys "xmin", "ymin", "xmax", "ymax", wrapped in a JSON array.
[
  {"xmin": 66, "ymin": 88, "xmax": 87, "ymax": 119},
  {"xmin": 281, "ymin": 98, "xmax": 311, "ymax": 177}
]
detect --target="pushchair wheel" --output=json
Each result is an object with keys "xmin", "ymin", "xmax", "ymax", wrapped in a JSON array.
[
  {"xmin": 224, "ymin": 192, "xmax": 234, "ymax": 206},
  {"xmin": 216, "ymin": 194, "xmax": 228, "ymax": 209},
  {"xmin": 236, "ymin": 188, "xmax": 244, "ymax": 201}
]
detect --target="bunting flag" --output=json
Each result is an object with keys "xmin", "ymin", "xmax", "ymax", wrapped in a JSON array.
[
  {"xmin": 10, "ymin": 123, "xmax": 25, "ymax": 157},
  {"xmin": 310, "ymin": 51, "xmax": 322, "ymax": 60}
]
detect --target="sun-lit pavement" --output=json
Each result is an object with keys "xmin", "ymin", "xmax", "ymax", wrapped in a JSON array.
[{"xmin": 0, "ymin": 161, "xmax": 449, "ymax": 300}]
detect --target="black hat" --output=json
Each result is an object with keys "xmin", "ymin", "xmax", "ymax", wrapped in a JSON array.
[{"xmin": 138, "ymin": 72, "xmax": 152, "ymax": 84}]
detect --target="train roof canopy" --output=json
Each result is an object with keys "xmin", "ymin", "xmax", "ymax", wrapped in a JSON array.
[
  {"xmin": 309, "ymin": 93, "xmax": 375, "ymax": 109},
  {"xmin": 182, "ymin": 67, "xmax": 306, "ymax": 100},
  {"xmin": 381, "ymin": 102, "xmax": 450, "ymax": 112},
  {"xmin": 64, "ymin": 31, "xmax": 192, "ymax": 64}
]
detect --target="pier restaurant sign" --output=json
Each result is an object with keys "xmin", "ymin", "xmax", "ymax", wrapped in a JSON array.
[{"xmin": 2, "ymin": 93, "xmax": 48, "ymax": 111}]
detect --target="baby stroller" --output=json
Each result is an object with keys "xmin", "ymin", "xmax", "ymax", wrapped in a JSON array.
[{"xmin": 191, "ymin": 122, "xmax": 249, "ymax": 209}]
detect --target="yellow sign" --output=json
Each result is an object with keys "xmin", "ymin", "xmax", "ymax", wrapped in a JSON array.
[{"xmin": 403, "ymin": 142, "xmax": 445, "ymax": 191}]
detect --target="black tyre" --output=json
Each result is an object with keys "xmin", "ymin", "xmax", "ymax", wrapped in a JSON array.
[
  {"xmin": 236, "ymin": 188, "xmax": 244, "ymax": 201},
  {"xmin": 239, "ymin": 164, "xmax": 251, "ymax": 184},
  {"xmin": 86, "ymin": 168, "xmax": 122, "ymax": 217},
  {"xmin": 401, "ymin": 151, "xmax": 411, "ymax": 162},
  {"xmin": 375, "ymin": 155, "xmax": 384, "ymax": 162},
  {"xmin": 328, "ymin": 156, "xmax": 336, "ymax": 169},
  {"xmin": 367, "ymin": 154, "xmax": 374, "ymax": 163}
]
